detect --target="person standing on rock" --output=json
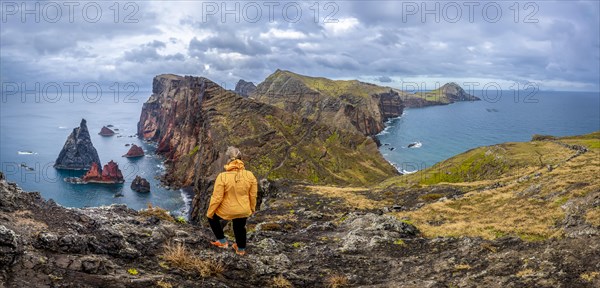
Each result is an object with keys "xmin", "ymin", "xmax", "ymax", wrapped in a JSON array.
[{"xmin": 207, "ymin": 146, "xmax": 258, "ymax": 256}]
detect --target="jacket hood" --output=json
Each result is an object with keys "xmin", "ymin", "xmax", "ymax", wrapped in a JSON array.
[{"xmin": 224, "ymin": 159, "xmax": 245, "ymax": 171}]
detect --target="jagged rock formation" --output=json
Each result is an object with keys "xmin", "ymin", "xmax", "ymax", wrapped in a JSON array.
[
  {"xmin": 82, "ymin": 161, "xmax": 124, "ymax": 184},
  {"xmin": 122, "ymin": 144, "xmax": 144, "ymax": 158},
  {"xmin": 54, "ymin": 119, "xmax": 102, "ymax": 170},
  {"xmin": 99, "ymin": 126, "xmax": 115, "ymax": 136},
  {"xmin": 131, "ymin": 176, "xmax": 150, "ymax": 192},
  {"xmin": 234, "ymin": 79, "xmax": 256, "ymax": 97},
  {"xmin": 251, "ymin": 70, "xmax": 404, "ymax": 136},
  {"xmin": 137, "ymin": 74, "xmax": 398, "ymax": 222}
]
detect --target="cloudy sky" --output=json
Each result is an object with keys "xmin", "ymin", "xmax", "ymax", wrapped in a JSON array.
[{"xmin": 1, "ymin": 1, "xmax": 599, "ymax": 92}]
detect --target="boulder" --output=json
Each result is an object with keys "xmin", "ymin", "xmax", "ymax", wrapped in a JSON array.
[
  {"xmin": 131, "ymin": 176, "xmax": 150, "ymax": 193},
  {"xmin": 122, "ymin": 144, "xmax": 144, "ymax": 158},
  {"xmin": 54, "ymin": 119, "xmax": 101, "ymax": 170},
  {"xmin": 98, "ymin": 126, "xmax": 115, "ymax": 136}
]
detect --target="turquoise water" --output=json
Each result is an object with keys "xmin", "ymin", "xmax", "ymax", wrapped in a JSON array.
[
  {"xmin": 377, "ymin": 91, "xmax": 600, "ymax": 173},
  {"xmin": 0, "ymin": 92, "xmax": 190, "ymax": 215}
]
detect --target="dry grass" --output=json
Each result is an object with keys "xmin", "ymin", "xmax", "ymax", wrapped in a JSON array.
[
  {"xmin": 454, "ymin": 264, "xmax": 471, "ymax": 270},
  {"xmin": 156, "ymin": 280, "xmax": 173, "ymax": 288},
  {"xmin": 139, "ymin": 203, "xmax": 175, "ymax": 222},
  {"xmin": 580, "ymin": 271, "xmax": 599, "ymax": 282},
  {"xmin": 308, "ymin": 186, "xmax": 386, "ymax": 209},
  {"xmin": 161, "ymin": 242, "xmax": 224, "ymax": 278},
  {"xmin": 325, "ymin": 274, "xmax": 348, "ymax": 288},
  {"xmin": 585, "ymin": 208, "xmax": 600, "ymax": 227},
  {"xmin": 516, "ymin": 268, "xmax": 535, "ymax": 277},
  {"xmin": 392, "ymin": 135, "xmax": 600, "ymax": 241},
  {"xmin": 270, "ymin": 275, "xmax": 293, "ymax": 288}
]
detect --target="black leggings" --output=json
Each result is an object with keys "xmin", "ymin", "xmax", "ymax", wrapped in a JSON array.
[{"xmin": 208, "ymin": 214, "xmax": 247, "ymax": 249}]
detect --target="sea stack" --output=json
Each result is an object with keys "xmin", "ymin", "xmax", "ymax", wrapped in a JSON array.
[
  {"xmin": 82, "ymin": 161, "xmax": 124, "ymax": 184},
  {"xmin": 54, "ymin": 119, "xmax": 101, "ymax": 170},
  {"xmin": 131, "ymin": 176, "xmax": 150, "ymax": 192},
  {"xmin": 99, "ymin": 126, "xmax": 115, "ymax": 136},
  {"xmin": 122, "ymin": 144, "xmax": 144, "ymax": 158}
]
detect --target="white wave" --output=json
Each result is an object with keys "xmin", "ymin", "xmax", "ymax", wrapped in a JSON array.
[
  {"xmin": 58, "ymin": 126, "xmax": 68, "ymax": 129},
  {"xmin": 408, "ymin": 141, "xmax": 422, "ymax": 148},
  {"xmin": 17, "ymin": 151, "xmax": 37, "ymax": 155},
  {"xmin": 401, "ymin": 169, "xmax": 418, "ymax": 174}
]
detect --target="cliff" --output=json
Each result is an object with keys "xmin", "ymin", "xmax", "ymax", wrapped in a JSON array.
[
  {"xmin": 251, "ymin": 70, "xmax": 404, "ymax": 137},
  {"xmin": 1, "ymin": 131, "xmax": 599, "ymax": 287},
  {"xmin": 137, "ymin": 75, "xmax": 398, "ymax": 222},
  {"xmin": 54, "ymin": 119, "xmax": 102, "ymax": 170},
  {"xmin": 234, "ymin": 79, "xmax": 256, "ymax": 97}
]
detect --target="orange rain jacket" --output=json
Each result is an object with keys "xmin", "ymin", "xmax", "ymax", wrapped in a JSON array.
[{"xmin": 206, "ymin": 159, "xmax": 258, "ymax": 220}]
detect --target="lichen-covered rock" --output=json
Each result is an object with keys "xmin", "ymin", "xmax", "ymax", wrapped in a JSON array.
[
  {"xmin": 54, "ymin": 119, "xmax": 101, "ymax": 170},
  {"xmin": 0, "ymin": 225, "xmax": 21, "ymax": 266}
]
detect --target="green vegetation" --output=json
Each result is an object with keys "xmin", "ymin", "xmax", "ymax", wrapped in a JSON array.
[
  {"xmin": 385, "ymin": 131, "xmax": 600, "ymax": 241},
  {"xmin": 127, "ymin": 268, "xmax": 139, "ymax": 275}
]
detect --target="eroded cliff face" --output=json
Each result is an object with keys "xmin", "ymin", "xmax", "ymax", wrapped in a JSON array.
[
  {"xmin": 251, "ymin": 70, "xmax": 404, "ymax": 137},
  {"xmin": 137, "ymin": 74, "xmax": 399, "ymax": 222}
]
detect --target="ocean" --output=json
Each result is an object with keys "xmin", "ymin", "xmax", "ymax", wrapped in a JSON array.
[
  {"xmin": 377, "ymin": 91, "xmax": 600, "ymax": 174},
  {"xmin": 0, "ymin": 91, "xmax": 191, "ymax": 215},
  {"xmin": 1, "ymin": 90, "xmax": 598, "ymax": 212}
]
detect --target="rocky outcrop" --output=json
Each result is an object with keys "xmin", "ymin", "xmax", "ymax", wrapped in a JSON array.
[
  {"xmin": 98, "ymin": 126, "xmax": 115, "ymax": 136},
  {"xmin": 137, "ymin": 74, "xmax": 398, "ymax": 222},
  {"xmin": 437, "ymin": 82, "xmax": 480, "ymax": 102},
  {"xmin": 82, "ymin": 161, "xmax": 124, "ymax": 184},
  {"xmin": 131, "ymin": 176, "xmax": 150, "ymax": 192},
  {"xmin": 1, "ymin": 176, "xmax": 599, "ymax": 288},
  {"xmin": 98, "ymin": 126, "xmax": 115, "ymax": 137},
  {"xmin": 234, "ymin": 79, "xmax": 256, "ymax": 97},
  {"xmin": 251, "ymin": 70, "xmax": 404, "ymax": 137},
  {"xmin": 54, "ymin": 119, "xmax": 102, "ymax": 170},
  {"xmin": 122, "ymin": 144, "xmax": 144, "ymax": 158}
]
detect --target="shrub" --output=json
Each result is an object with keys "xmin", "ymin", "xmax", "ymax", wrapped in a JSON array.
[
  {"xmin": 325, "ymin": 274, "xmax": 348, "ymax": 288},
  {"xmin": 419, "ymin": 193, "xmax": 444, "ymax": 201},
  {"xmin": 270, "ymin": 275, "xmax": 293, "ymax": 288},
  {"xmin": 127, "ymin": 268, "xmax": 138, "ymax": 275},
  {"xmin": 161, "ymin": 242, "xmax": 224, "ymax": 278},
  {"xmin": 531, "ymin": 134, "xmax": 556, "ymax": 141},
  {"xmin": 139, "ymin": 203, "xmax": 175, "ymax": 222}
]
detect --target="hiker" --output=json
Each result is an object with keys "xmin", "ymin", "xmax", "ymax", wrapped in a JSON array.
[{"xmin": 206, "ymin": 146, "xmax": 258, "ymax": 256}]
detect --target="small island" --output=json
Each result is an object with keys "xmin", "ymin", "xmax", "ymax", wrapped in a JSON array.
[
  {"xmin": 64, "ymin": 161, "xmax": 124, "ymax": 184},
  {"xmin": 98, "ymin": 126, "xmax": 115, "ymax": 136},
  {"xmin": 131, "ymin": 175, "xmax": 150, "ymax": 192},
  {"xmin": 122, "ymin": 144, "xmax": 144, "ymax": 158}
]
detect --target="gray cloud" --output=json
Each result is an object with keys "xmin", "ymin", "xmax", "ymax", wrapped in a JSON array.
[{"xmin": 1, "ymin": 1, "xmax": 598, "ymax": 91}]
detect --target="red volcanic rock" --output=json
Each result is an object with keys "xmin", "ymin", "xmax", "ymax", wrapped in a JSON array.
[
  {"xmin": 99, "ymin": 126, "xmax": 115, "ymax": 136},
  {"xmin": 82, "ymin": 161, "xmax": 124, "ymax": 184},
  {"xmin": 122, "ymin": 144, "xmax": 144, "ymax": 158},
  {"xmin": 82, "ymin": 162, "xmax": 102, "ymax": 181}
]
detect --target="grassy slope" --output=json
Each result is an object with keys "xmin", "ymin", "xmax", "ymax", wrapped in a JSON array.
[
  {"xmin": 269, "ymin": 70, "xmax": 392, "ymax": 98},
  {"xmin": 380, "ymin": 131, "xmax": 600, "ymax": 240},
  {"xmin": 307, "ymin": 132, "xmax": 599, "ymax": 241}
]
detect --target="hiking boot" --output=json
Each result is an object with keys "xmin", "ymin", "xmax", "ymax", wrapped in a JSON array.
[
  {"xmin": 210, "ymin": 240, "xmax": 229, "ymax": 249},
  {"xmin": 232, "ymin": 243, "xmax": 246, "ymax": 256}
]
